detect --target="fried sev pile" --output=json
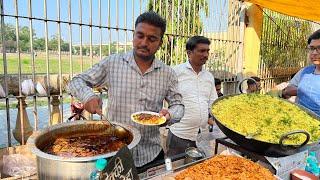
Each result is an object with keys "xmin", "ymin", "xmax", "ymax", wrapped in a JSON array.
[{"xmin": 175, "ymin": 155, "xmax": 275, "ymax": 180}]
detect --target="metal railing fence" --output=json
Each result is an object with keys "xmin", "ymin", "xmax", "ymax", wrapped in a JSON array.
[
  {"xmin": 258, "ymin": 9, "xmax": 318, "ymax": 92},
  {"xmin": 0, "ymin": 0, "xmax": 243, "ymax": 147}
]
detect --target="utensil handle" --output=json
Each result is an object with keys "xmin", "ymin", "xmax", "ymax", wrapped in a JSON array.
[
  {"xmin": 238, "ymin": 77, "xmax": 257, "ymax": 94},
  {"xmin": 279, "ymin": 130, "xmax": 310, "ymax": 149},
  {"xmin": 96, "ymin": 111, "xmax": 114, "ymax": 127}
]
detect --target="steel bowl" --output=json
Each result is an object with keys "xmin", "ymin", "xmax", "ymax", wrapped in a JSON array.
[{"xmin": 184, "ymin": 147, "xmax": 204, "ymax": 164}]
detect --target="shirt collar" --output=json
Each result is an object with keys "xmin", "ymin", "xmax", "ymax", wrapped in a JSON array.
[
  {"xmin": 185, "ymin": 60, "xmax": 204, "ymax": 73},
  {"xmin": 123, "ymin": 50, "xmax": 162, "ymax": 73},
  {"xmin": 185, "ymin": 60, "xmax": 193, "ymax": 69}
]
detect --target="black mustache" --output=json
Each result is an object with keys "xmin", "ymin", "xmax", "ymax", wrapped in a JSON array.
[{"xmin": 138, "ymin": 47, "xmax": 149, "ymax": 51}]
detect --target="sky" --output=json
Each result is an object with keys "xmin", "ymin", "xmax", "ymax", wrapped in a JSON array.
[{"xmin": 2, "ymin": 0, "xmax": 228, "ymax": 44}]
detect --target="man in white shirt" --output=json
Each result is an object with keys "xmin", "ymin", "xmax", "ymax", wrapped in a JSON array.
[{"xmin": 167, "ymin": 36, "xmax": 218, "ymax": 157}]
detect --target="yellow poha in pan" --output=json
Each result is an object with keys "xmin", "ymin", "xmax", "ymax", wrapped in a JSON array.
[{"xmin": 211, "ymin": 94, "xmax": 320, "ymax": 145}]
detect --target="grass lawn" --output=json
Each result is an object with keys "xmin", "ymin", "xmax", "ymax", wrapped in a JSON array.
[
  {"xmin": 0, "ymin": 52, "xmax": 105, "ymax": 109},
  {"xmin": 0, "ymin": 52, "xmax": 101, "ymax": 74}
]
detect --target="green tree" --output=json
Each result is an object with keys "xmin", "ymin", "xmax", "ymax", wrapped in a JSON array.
[
  {"xmin": 19, "ymin": 26, "xmax": 31, "ymax": 51},
  {"xmin": 48, "ymin": 34, "xmax": 69, "ymax": 52},
  {"xmin": 0, "ymin": 23, "xmax": 36, "ymax": 52},
  {"xmin": 34, "ymin": 38, "xmax": 45, "ymax": 50},
  {"xmin": 148, "ymin": 0, "xmax": 209, "ymax": 65},
  {"xmin": 48, "ymin": 35, "xmax": 58, "ymax": 51},
  {"xmin": 101, "ymin": 42, "xmax": 120, "ymax": 56},
  {"xmin": 0, "ymin": 23, "xmax": 16, "ymax": 51},
  {"xmin": 1, "ymin": 23, "xmax": 15, "ymax": 41},
  {"xmin": 61, "ymin": 41, "xmax": 69, "ymax": 52},
  {"xmin": 260, "ymin": 12, "xmax": 312, "ymax": 69},
  {"xmin": 0, "ymin": 24, "xmax": 72, "ymax": 52}
]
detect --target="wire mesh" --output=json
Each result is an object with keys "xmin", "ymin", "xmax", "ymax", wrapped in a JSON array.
[{"xmin": 258, "ymin": 9, "xmax": 317, "ymax": 92}]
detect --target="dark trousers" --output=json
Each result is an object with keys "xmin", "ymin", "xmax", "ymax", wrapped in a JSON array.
[
  {"xmin": 166, "ymin": 130, "xmax": 196, "ymax": 157},
  {"xmin": 136, "ymin": 150, "xmax": 164, "ymax": 174}
]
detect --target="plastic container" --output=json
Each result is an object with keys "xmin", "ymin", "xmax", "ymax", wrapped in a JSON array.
[
  {"xmin": 305, "ymin": 151, "xmax": 319, "ymax": 176},
  {"xmin": 165, "ymin": 157, "xmax": 172, "ymax": 171},
  {"xmin": 90, "ymin": 159, "xmax": 108, "ymax": 180}
]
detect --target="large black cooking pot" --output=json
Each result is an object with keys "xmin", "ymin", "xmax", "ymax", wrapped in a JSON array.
[{"xmin": 212, "ymin": 94, "xmax": 320, "ymax": 157}]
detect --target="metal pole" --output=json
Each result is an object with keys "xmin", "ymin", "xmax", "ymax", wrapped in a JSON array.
[
  {"xmin": 181, "ymin": 0, "xmax": 186, "ymax": 62},
  {"xmin": 170, "ymin": 0, "xmax": 174, "ymax": 65},
  {"xmin": 57, "ymin": 0, "xmax": 63, "ymax": 122},
  {"xmin": 89, "ymin": 0, "xmax": 93, "ymax": 67},
  {"xmin": 28, "ymin": 0, "xmax": 38, "ymax": 130},
  {"xmin": 192, "ymin": 0, "xmax": 196, "ymax": 35},
  {"xmin": 79, "ymin": 0, "xmax": 83, "ymax": 72},
  {"xmin": 108, "ymin": 0, "xmax": 111, "ymax": 55},
  {"xmin": 68, "ymin": 0, "xmax": 73, "ymax": 76},
  {"xmin": 198, "ymin": 0, "xmax": 201, "ymax": 35},
  {"xmin": 124, "ymin": 0, "xmax": 127, "ymax": 52},
  {"xmin": 159, "ymin": 0, "xmax": 162, "ymax": 16},
  {"xmin": 14, "ymin": 0, "xmax": 25, "ymax": 144},
  {"xmin": 99, "ymin": 0, "xmax": 102, "ymax": 60},
  {"xmin": 44, "ymin": 0, "xmax": 51, "ymax": 124},
  {"xmin": 187, "ymin": 0, "xmax": 191, "ymax": 36},
  {"xmin": 164, "ymin": 0, "xmax": 169, "ymax": 65},
  {"xmin": 89, "ymin": 0, "xmax": 93, "ymax": 120},
  {"xmin": 132, "ymin": 0, "xmax": 134, "ymax": 41},
  {"xmin": 116, "ymin": 0, "xmax": 119, "ymax": 53},
  {"xmin": 99, "ymin": 0, "xmax": 103, "ymax": 119},
  {"xmin": 0, "ymin": 0, "xmax": 11, "ymax": 146}
]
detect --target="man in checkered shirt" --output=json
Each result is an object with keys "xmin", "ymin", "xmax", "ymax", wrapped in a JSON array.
[{"xmin": 68, "ymin": 11, "xmax": 184, "ymax": 172}]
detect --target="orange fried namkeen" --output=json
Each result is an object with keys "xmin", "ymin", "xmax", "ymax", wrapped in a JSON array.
[{"xmin": 175, "ymin": 155, "xmax": 275, "ymax": 180}]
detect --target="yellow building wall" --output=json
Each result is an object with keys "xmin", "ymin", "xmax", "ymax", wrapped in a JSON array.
[{"xmin": 243, "ymin": 3, "xmax": 263, "ymax": 77}]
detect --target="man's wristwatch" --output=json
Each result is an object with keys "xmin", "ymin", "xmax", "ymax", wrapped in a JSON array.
[
  {"xmin": 280, "ymin": 88, "xmax": 288, "ymax": 99},
  {"xmin": 279, "ymin": 89, "xmax": 284, "ymax": 98}
]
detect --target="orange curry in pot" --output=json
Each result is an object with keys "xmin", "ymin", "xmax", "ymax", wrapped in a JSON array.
[{"xmin": 43, "ymin": 134, "xmax": 128, "ymax": 157}]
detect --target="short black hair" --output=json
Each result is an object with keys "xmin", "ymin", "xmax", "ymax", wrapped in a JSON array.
[
  {"xmin": 135, "ymin": 11, "xmax": 166, "ymax": 38},
  {"xmin": 215, "ymin": 78, "xmax": 221, "ymax": 86},
  {"xmin": 247, "ymin": 76, "xmax": 260, "ymax": 85},
  {"xmin": 308, "ymin": 29, "xmax": 320, "ymax": 44},
  {"xmin": 186, "ymin": 36, "xmax": 211, "ymax": 51}
]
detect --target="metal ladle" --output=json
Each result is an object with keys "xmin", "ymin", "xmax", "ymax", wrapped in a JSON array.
[{"xmin": 97, "ymin": 112, "xmax": 128, "ymax": 139}]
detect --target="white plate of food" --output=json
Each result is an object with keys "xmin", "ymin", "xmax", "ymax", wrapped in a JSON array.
[{"xmin": 131, "ymin": 111, "xmax": 166, "ymax": 126}]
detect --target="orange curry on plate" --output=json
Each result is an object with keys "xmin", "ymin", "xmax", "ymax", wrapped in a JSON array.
[{"xmin": 132, "ymin": 113, "xmax": 165, "ymax": 125}]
